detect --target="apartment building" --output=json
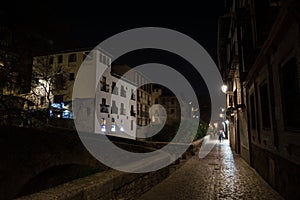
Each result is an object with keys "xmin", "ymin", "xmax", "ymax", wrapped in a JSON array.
[
  {"xmin": 31, "ymin": 50, "xmax": 155, "ymax": 139},
  {"xmin": 112, "ymin": 65, "xmax": 152, "ymax": 139},
  {"xmin": 30, "ymin": 48, "xmax": 99, "ymax": 116},
  {"xmin": 31, "ymin": 48, "xmax": 138, "ymax": 138}
]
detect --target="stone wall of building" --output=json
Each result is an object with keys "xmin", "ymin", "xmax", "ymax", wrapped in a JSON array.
[{"xmin": 251, "ymin": 144, "xmax": 300, "ymax": 200}]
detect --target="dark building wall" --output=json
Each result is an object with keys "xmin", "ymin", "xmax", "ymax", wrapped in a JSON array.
[
  {"xmin": 252, "ymin": 144, "xmax": 300, "ymax": 200},
  {"xmin": 218, "ymin": 0, "xmax": 300, "ymax": 199},
  {"xmin": 245, "ymin": 1, "xmax": 300, "ymax": 199}
]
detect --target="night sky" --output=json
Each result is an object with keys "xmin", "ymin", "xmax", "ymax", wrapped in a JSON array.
[
  {"xmin": 1, "ymin": 1, "xmax": 225, "ymax": 61},
  {"xmin": 1, "ymin": 1, "xmax": 225, "ymax": 100}
]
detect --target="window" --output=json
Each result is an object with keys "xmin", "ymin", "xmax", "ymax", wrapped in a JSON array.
[
  {"xmin": 162, "ymin": 98, "xmax": 166, "ymax": 104},
  {"xmin": 102, "ymin": 98, "xmax": 106, "ymax": 105},
  {"xmin": 131, "ymin": 120, "xmax": 133, "ymax": 131},
  {"xmin": 100, "ymin": 76, "xmax": 109, "ymax": 92},
  {"xmin": 131, "ymin": 89, "xmax": 135, "ymax": 100},
  {"xmin": 259, "ymin": 81, "xmax": 271, "ymax": 129},
  {"xmin": 55, "ymin": 75, "xmax": 64, "ymax": 89},
  {"xmin": 101, "ymin": 118, "xmax": 106, "ymax": 132},
  {"xmin": 68, "ymin": 54, "xmax": 77, "ymax": 62},
  {"xmin": 120, "ymin": 120, "xmax": 124, "ymax": 132},
  {"xmin": 69, "ymin": 73, "xmax": 75, "ymax": 81},
  {"xmin": 111, "ymin": 118, "xmax": 116, "ymax": 132},
  {"xmin": 121, "ymin": 103, "xmax": 125, "ymax": 115},
  {"xmin": 234, "ymin": 89, "xmax": 238, "ymax": 107},
  {"xmin": 281, "ymin": 57, "xmax": 300, "ymax": 129},
  {"xmin": 171, "ymin": 98, "xmax": 175, "ymax": 104},
  {"xmin": 130, "ymin": 105, "xmax": 135, "ymax": 116},
  {"xmin": 112, "ymin": 82, "xmax": 118, "ymax": 95},
  {"xmin": 111, "ymin": 100, "xmax": 118, "ymax": 114},
  {"xmin": 100, "ymin": 98, "xmax": 109, "ymax": 113},
  {"xmin": 250, "ymin": 93, "xmax": 256, "ymax": 129},
  {"xmin": 121, "ymin": 85, "xmax": 126, "ymax": 97},
  {"xmin": 58, "ymin": 55, "xmax": 63, "ymax": 63},
  {"xmin": 171, "ymin": 109, "xmax": 175, "ymax": 114},
  {"xmin": 155, "ymin": 98, "xmax": 158, "ymax": 104}
]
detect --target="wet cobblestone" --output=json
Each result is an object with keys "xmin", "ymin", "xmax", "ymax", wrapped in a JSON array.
[{"xmin": 138, "ymin": 140, "xmax": 284, "ymax": 200}]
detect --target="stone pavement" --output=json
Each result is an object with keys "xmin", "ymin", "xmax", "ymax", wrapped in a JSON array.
[{"xmin": 138, "ymin": 139, "xmax": 284, "ymax": 200}]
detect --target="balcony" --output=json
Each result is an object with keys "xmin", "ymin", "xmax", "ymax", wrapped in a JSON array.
[
  {"xmin": 131, "ymin": 94, "xmax": 136, "ymax": 100},
  {"xmin": 130, "ymin": 110, "xmax": 136, "ymax": 117},
  {"xmin": 101, "ymin": 83, "xmax": 109, "ymax": 93},
  {"xmin": 100, "ymin": 104, "xmax": 109, "ymax": 113}
]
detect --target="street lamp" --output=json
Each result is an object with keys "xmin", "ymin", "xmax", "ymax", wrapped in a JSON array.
[{"xmin": 221, "ymin": 84, "xmax": 228, "ymax": 94}]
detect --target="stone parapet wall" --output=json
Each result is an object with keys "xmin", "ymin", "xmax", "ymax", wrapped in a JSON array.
[{"xmin": 16, "ymin": 138, "xmax": 203, "ymax": 200}]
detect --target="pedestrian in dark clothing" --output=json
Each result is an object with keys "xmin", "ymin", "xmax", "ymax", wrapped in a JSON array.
[{"xmin": 218, "ymin": 129, "xmax": 225, "ymax": 143}]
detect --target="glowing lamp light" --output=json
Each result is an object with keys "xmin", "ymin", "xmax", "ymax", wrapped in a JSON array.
[
  {"xmin": 221, "ymin": 85, "xmax": 228, "ymax": 94},
  {"xmin": 101, "ymin": 126, "xmax": 106, "ymax": 132},
  {"xmin": 111, "ymin": 125, "xmax": 116, "ymax": 132},
  {"xmin": 120, "ymin": 126, "xmax": 124, "ymax": 132}
]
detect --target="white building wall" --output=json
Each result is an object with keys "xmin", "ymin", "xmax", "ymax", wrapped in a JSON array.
[
  {"xmin": 31, "ymin": 48, "xmax": 138, "ymax": 139},
  {"xmin": 92, "ymin": 51, "xmax": 137, "ymax": 139}
]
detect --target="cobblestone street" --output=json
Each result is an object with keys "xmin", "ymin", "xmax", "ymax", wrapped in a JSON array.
[{"xmin": 138, "ymin": 139, "xmax": 284, "ymax": 200}]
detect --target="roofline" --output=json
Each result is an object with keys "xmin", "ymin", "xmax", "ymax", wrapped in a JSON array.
[
  {"xmin": 33, "ymin": 46, "xmax": 113, "ymax": 58},
  {"xmin": 111, "ymin": 72, "xmax": 137, "ymax": 86}
]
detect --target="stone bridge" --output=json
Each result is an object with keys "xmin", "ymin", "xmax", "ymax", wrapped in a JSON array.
[{"xmin": 1, "ymin": 126, "xmax": 199, "ymax": 199}]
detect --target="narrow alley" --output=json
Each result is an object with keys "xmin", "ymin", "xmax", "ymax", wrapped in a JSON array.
[{"xmin": 138, "ymin": 139, "xmax": 284, "ymax": 200}]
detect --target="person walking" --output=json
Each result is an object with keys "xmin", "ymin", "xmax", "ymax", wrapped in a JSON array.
[{"xmin": 218, "ymin": 129, "xmax": 225, "ymax": 143}]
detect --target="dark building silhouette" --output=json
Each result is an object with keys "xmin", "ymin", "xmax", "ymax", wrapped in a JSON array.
[{"xmin": 218, "ymin": 0, "xmax": 300, "ymax": 199}]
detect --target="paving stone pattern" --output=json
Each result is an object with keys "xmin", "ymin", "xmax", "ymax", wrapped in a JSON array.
[{"xmin": 138, "ymin": 140, "xmax": 284, "ymax": 200}]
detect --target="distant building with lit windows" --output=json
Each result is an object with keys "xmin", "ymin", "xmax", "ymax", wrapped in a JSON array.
[
  {"xmin": 151, "ymin": 88, "xmax": 180, "ymax": 126},
  {"xmin": 30, "ymin": 49, "xmax": 154, "ymax": 139}
]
